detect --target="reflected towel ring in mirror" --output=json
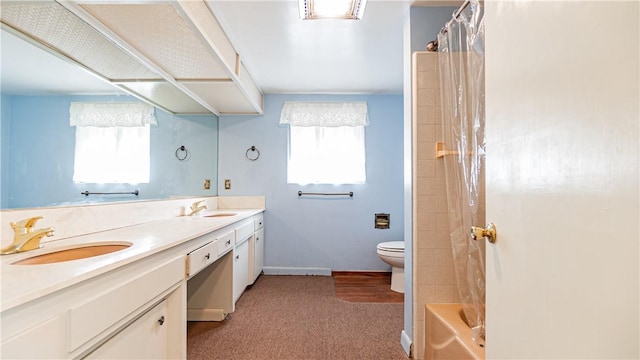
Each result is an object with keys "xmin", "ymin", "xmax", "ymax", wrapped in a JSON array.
[
  {"xmin": 246, "ymin": 146, "xmax": 260, "ymax": 161},
  {"xmin": 175, "ymin": 145, "xmax": 190, "ymax": 161}
]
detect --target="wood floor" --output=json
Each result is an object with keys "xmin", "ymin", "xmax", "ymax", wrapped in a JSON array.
[{"xmin": 332, "ymin": 271, "xmax": 404, "ymax": 303}]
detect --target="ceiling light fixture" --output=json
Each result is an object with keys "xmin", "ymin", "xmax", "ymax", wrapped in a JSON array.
[{"xmin": 299, "ymin": 0, "xmax": 367, "ymax": 20}]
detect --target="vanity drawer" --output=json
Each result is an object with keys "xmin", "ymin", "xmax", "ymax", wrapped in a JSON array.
[
  {"xmin": 236, "ymin": 222, "xmax": 254, "ymax": 244},
  {"xmin": 254, "ymin": 214, "xmax": 264, "ymax": 231},
  {"xmin": 186, "ymin": 241, "xmax": 218, "ymax": 278},
  {"xmin": 217, "ymin": 231, "xmax": 235, "ymax": 256}
]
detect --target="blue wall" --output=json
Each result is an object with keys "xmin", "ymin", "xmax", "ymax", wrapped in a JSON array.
[
  {"xmin": 1, "ymin": 95, "xmax": 219, "ymax": 208},
  {"xmin": 218, "ymin": 94, "xmax": 404, "ymax": 271},
  {"xmin": 1, "ymin": 95, "xmax": 11, "ymax": 208},
  {"xmin": 410, "ymin": 6, "xmax": 458, "ymax": 52}
]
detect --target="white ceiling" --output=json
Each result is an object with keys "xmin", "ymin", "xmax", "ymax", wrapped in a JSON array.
[
  {"xmin": 208, "ymin": 0, "xmax": 413, "ymax": 94},
  {"xmin": 1, "ymin": 1, "xmax": 456, "ymax": 97}
]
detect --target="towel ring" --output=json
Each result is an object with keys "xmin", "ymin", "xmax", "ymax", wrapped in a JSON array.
[
  {"xmin": 175, "ymin": 145, "xmax": 190, "ymax": 161},
  {"xmin": 246, "ymin": 146, "xmax": 260, "ymax": 161}
]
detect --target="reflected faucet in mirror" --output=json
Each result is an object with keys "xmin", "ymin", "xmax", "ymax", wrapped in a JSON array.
[
  {"xmin": 187, "ymin": 200, "xmax": 207, "ymax": 216},
  {"xmin": 1, "ymin": 216, "xmax": 55, "ymax": 255}
]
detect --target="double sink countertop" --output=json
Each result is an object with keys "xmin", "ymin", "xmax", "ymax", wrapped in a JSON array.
[{"xmin": 0, "ymin": 209, "xmax": 264, "ymax": 313}]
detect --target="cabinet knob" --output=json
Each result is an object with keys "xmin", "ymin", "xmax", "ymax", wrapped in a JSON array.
[
  {"xmin": 205, "ymin": 253, "xmax": 210, "ymax": 260},
  {"xmin": 158, "ymin": 315, "xmax": 165, "ymax": 326},
  {"xmin": 235, "ymin": 255, "xmax": 240, "ymax": 260},
  {"xmin": 226, "ymin": 240, "xmax": 231, "ymax": 245},
  {"xmin": 256, "ymin": 237, "xmax": 260, "ymax": 242}
]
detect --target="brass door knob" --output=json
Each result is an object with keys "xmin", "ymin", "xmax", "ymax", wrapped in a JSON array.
[{"xmin": 471, "ymin": 223, "xmax": 497, "ymax": 243}]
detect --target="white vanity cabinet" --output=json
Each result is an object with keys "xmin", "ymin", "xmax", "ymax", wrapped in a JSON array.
[
  {"xmin": 0, "ymin": 204, "xmax": 265, "ymax": 360},
  {"xmin": 232, "ymin": 213, "xmax": 264, "ymax": 302},
  {"xmin": 186, "ymin": 212, "xmax": 265, "ymax": 319},
  {"xmin": 0, "ymin": 251, "xmax": 186, "ymax": 359}
]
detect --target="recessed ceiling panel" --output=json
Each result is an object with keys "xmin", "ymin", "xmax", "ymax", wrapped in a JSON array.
[
  {"xmin": 81, "ymin": 4, "xmax": 231, "ymax": 80},
  {"xmin": 0, "ymin": 2, "xmax": 160, "ymax": 81}
]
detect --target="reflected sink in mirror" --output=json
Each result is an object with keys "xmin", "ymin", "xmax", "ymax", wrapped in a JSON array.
[
  {"xmin": 12, "ymin": 242, "xmax": 132, "ymax": 265},
  {"xmin": 203, "ymin": 213, "xmax": 237, "ymax": 218}
]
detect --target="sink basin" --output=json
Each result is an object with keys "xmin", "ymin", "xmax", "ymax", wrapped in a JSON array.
[
  {"xmin": 204, "ymin": 213, "xmax": 237, "ymax": 218},
  {"xmin": 12, "ymin": 242, "xmax": 132, "ymax": 265}
]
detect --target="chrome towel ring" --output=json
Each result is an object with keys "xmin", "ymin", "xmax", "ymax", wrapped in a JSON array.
[
  {"xmin": 175, "ymin": 145, "xmax": 190, "ymax": 161},
  {"xmin": 246, "ymin": 145, "xmax": 260, "ymax": 161}
]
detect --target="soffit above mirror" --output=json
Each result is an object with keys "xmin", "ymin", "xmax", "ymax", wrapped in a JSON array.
[{"xmin": 0, "ymin": 1, "xmax": 263, "ymax": 116}]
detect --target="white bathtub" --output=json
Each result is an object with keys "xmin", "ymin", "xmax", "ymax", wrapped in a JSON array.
[{"xmin": 424, "ymin": 303, "xmax": 485, "ymax": 360}]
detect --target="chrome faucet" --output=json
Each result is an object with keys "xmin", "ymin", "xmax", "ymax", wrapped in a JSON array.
[
  {"xmin": 187, "ymin": 200, "xmax": 207, "ymax": 216},
  {"xmin": 1, "ymin": 216, "xmax": 55, "ymax": 255}
]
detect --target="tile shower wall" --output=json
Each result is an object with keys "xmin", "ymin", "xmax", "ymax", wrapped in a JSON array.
[{"xmin": 412, "ymin": 52, "xmax": 459, "ymax": 359}]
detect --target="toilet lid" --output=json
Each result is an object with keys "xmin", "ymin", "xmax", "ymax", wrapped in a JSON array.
[{"xmin": 377, "ymin": 241, "xmax": 404, "ymax": 252}]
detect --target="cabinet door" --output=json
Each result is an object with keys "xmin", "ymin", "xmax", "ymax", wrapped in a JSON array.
[
  {"xmin": 233, "ymin": 240, "xmax": 249, "ymax": 303},
  {"xmin": 86, "ymin": 300, "xmax": 168, "ymax": 359},
  {"xmin": 0, "ymin": 315, "xmax": 66, "ymax": 359},
  {"xmin": 253, "ymin": 228, "xmax": 264, "ymax": 282}
]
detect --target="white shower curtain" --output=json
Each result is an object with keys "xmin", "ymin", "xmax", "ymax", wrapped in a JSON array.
[{"xmin": 437, "ymin": 0, "xmax": 486, "ymax": 343}]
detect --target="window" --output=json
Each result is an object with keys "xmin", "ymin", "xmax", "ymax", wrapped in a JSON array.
[
  {"xmin": 280, "ymin": 101, "xmax": 368, "ymax": 184},
  {"xmin": 70, "ymin": 102, "xmax": 156, "ymax": 184}
]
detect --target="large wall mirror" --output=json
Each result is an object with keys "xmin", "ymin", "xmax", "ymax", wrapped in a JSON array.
[{"xmin": 1, "ymin": 27, "xmax": 219, "ymax": 209}]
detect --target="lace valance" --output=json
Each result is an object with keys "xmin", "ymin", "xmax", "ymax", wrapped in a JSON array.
[
  {"xmin": 279, "ymin": 101, "xmax": 369, "ymax": 127},
  {"xmin": 70, "ymin": 102, "xmax": 157, "ymax": 127}
]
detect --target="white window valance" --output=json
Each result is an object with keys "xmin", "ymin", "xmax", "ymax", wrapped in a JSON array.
[
  {"xmin": 279, "ymin": 101, "xmax": 369, "ymax": 127},
  {"xmin": 70, "ymin": 102, "xmax": 157, "ymax": 127}
]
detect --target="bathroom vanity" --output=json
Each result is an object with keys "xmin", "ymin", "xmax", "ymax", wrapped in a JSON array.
[{"xmin": 0, "ymin": 196, "xmax": 265, "ymax": 359}]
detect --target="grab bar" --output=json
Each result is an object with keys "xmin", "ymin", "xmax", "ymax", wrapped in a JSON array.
[
  {"xmin": 298, "ymin": 191, "xmax": 353, "ymax": 197},
  {"xmin": 81, "ymin": 190, "xmax": 139, "ymax": 196}
]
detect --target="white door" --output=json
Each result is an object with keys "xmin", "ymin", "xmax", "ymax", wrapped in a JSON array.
[
  {"xmin": 87, "ymin": 300, "xmax": 168, "ymax": 359},
  {"xmin": 253, "ymin": 228, "xmax": 265, "ymax": 281},
  {"xmin": 233, "ymin": 239, "xmax": 250, "ymax": 303},
  {"xmin": 484, "ymin": 1, "xmax": 639, "ymax": 359}
]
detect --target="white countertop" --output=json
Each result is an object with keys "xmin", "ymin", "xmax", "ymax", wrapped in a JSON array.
[{"xmin": 0, "ymin": 209, "xmax": 263, "ymax": 313}]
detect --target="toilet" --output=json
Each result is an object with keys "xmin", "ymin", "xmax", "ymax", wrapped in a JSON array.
[{"xmin": 376, "ymin": 241, "xmax": 405, "ymax": 293}]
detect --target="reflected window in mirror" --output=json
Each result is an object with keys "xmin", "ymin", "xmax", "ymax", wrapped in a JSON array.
[{"xmin": 70, "ymin": 102, "xmax": 157, "ymax": 184}]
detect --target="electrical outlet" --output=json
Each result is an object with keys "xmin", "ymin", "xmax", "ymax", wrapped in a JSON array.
[
  {"xmin": 203, "ymin": 179, "xmax": 211, "ymax": 190},
  {"xmin": 224, "ymin": 179, "xmax": 231, "ymax": 190}
]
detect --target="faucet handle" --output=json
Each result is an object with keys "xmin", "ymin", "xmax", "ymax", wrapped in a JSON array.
[
  {"xmin": 10, "ymin": 216, "xmax": 44, "ymax": 230},
  {"xmin": 191, "ymin": 200, "xmax": 206, "ymax": 211}
]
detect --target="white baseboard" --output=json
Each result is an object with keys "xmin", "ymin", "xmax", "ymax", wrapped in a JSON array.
[
  {"xmin": 401, "ymin": 329, "xmax": 412, "ymax": 357},
  {"xmin": 262, "ymin": 266, "xmax": 332, "ymax": 276}
]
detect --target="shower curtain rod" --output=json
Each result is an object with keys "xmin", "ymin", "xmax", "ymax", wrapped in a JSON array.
[{"xmin": 426, "ymin": 0, "xmax": 472, "ymax": 52}]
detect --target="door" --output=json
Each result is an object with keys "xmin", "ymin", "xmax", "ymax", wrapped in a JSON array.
[
  {"xmin": 485, "ymin": 1, "xmax": 639, "ymax": 359},
  {"xmin": 253, "ymin": 227, "xmax": 265, "ymax": 282},
  {"xmin": 233, "ymin": 239, "xmax": 250, "ymax": 303},
  {"xmin": 87, "ymin": 300, "xmax": 168, "ymax": 359}
]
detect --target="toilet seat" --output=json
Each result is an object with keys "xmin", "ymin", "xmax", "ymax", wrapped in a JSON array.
[{"xmin": 377, "ymin": 241, "xmax": 404, "ymax": 252}]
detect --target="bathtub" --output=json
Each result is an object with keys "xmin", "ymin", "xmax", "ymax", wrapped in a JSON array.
[{"xmin": 424, "ymin": 303, "xmax": 485, "ymax": 360}]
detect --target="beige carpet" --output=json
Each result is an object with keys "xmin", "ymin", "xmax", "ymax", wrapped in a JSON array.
[{"xmin": 187, "ymin": 275, "xmax": 409, "ymax": 360}]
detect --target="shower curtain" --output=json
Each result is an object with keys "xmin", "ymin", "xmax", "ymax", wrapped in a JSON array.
[{"xmin": 437, "ymin": 0, "xmax": 486, "ymax": 343}]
